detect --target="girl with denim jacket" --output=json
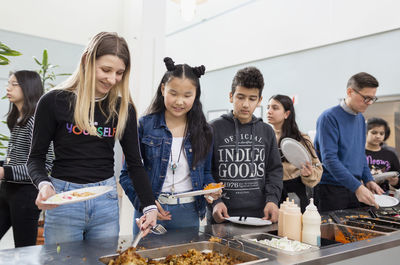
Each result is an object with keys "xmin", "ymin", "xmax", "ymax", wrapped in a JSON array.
[{"xmin": 120, "ymin": 57, "xmax": 218, "ymax": 232}]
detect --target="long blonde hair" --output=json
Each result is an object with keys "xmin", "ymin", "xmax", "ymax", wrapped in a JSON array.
[{"xmin": 59, "ymin": 32, "xmax": 133, "ymax": 140}]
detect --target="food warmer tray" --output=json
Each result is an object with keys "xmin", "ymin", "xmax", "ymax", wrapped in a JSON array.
[
  {"xmin": 99, "ymin": 241, "xmax": 269, "ymax": 264},
  {"xmin": 234, "ymin": 232, "xmax": 319, "ymax": 256},
  {"xmin": 343, "ymin": 220, "xmax": 397, "ymax": 233},
  {"xmin": 353, "ymin": 217, "xmax": 400, "ymax": 230}
]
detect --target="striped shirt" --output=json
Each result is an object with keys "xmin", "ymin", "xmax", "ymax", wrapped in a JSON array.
[{"xmin": 3, "ymin": 116, "xmax": 53, "ymax": 183}]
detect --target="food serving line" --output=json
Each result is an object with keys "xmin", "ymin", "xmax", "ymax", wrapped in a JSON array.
[{"xmin": 1, "ymin": 207, "xmax": 400, "ymax": 264}]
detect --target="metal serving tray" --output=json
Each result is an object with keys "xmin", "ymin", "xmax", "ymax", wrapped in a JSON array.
[
  {"xmin": 321, "ymin": 223, "xmax": 387, "ymax": 244},
  {"xmin": 343, "ymin": 220, "xmax": 397, "ymax": 233},
  {"xmin": 99, "ymin": 241, "xmax": 269, "ymax": 264},
  {"xmin": 235, "ymin": 232, "xmax": 319, "ymax": 256},
  {"xmin": 354, "ymin": 217, "xmax": 400, "ymax": 230}
]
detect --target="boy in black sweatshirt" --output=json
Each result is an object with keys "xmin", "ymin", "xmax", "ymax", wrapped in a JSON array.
[{"xmin": 209, "ymin": 67, "xmax": 283, "ymax": 223}]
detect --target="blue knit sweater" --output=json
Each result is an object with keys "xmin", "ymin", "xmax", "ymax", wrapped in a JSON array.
[{"xmin": 314, "ymin": 104, "xmax": 373, "ymax": 192}]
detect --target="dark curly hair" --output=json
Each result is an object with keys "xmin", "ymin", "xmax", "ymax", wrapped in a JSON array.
[
  {"xmin": 231, "ymin": 66, "xmax": 264, "ymax": 97},
  {"xmin": 147, "ymin": 57, "xmax": 212, "ymax": 166}
]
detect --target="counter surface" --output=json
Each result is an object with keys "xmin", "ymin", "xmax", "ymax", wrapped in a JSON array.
[{"xmin": 1, "ymin": 216, "xmax": 400, "ymax": 264}]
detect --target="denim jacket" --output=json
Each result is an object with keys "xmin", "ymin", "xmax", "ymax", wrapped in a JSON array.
[{"xmin": 119, "ymin": 112, "xmax": 214, "ymax": 218}]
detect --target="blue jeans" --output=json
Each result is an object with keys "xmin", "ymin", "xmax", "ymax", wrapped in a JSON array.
[
  {"xmin": 133, "ymin": 202, "xmax": 199, "ymax": 234},
  {"xmin": 44, "ymin": 177, "xmax": 119, "ymax": 244}
]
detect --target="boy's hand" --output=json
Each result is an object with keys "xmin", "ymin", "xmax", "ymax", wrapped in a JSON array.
[
  {"xmin": 263, "ymin": 202, "xmax": 279, "ymax": 223},
  {"xmin": 212, "ymin": 202, "xmax": 230, "ymax": 223}
]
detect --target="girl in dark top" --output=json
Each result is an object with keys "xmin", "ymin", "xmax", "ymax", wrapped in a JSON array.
[
  {"xmin": 365, "ymin": 117, "xmax": 400, "ymax": 191},
  {"xmin": 0, "ymin": 70, "xmax": 53, "ymax": 247},
  {"xmin": 27, "ymin": 32, "xmax": 157, "ymax": 244},
  {"xmin": 120, "ymin": 57, "xmax": 218, "ymax": 232},
  {"xmin": 267, "ymin": 94, "xmax": 322, "ymax": 212}
]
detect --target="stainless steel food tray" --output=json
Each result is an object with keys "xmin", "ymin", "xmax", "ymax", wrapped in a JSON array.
[
  {"xmin": 343, "ymin": 220, "xmax": 397, "ymax": 233},
  {"xmin": 235, "ymin": 233, "xmax": 319, "ymax": 256},
  {"xmin": 99, "ymin": 241, "xmax": 269, "ymax": 264},
  {"xmin": 353, "ymin": 217, "xmax": 400, "ymax": 230},
  {"xmin": 321, "ymin": 223, "xmax": 387, "ymax": 244}
]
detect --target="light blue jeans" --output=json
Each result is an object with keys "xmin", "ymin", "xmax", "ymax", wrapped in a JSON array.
[
  {"xmin": 133, "ymin": 201, "xmax": 199, "ymax": 234},
  {"xmin": 44, "ymin": 176, "xmax": 119, "ymax": 244}
]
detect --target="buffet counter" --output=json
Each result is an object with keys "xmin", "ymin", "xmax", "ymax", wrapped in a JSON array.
[{"xmin": 1, "ymin": 212, "xmax": 400, "ymax": 264}]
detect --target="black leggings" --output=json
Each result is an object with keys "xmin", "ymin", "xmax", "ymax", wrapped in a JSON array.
[{"xmin": 0, "ymin": 182, "xmax": 41, "ymax": 247}]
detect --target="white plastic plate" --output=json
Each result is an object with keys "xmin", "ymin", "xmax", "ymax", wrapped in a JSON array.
[
  {"xmin": 280, "ymin": 138, "xmax": 312, "ymax": 169},
  {"xmin": 169, "ymin": 188, "xmax": 222, "ymax": 198},
  {"xmin": 225, "ymin": 216, "xmax": 272, "ymax": 226},
  {"xmin": 42, "ymin": 186, "xmax": 113, "ymax": 205},
  {"xmin": 374, "ymin": 194, "xmax": 399, "ymax": 207},
  {"xmin": 373, "ymin": 171, "xmax": 399, "ymax": 183}
]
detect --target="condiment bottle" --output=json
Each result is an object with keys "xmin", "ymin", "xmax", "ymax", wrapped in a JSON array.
[
  {"xmin": 278, "ymin": 197, "xmax": 291, "ymax": 236},
  {"xmin": 301, "ymin": 198, "xmax": 321, "ymax": 246},
  {"xmin": 284, "ymin": 203, "xmax": 302, "ymax": 241}
]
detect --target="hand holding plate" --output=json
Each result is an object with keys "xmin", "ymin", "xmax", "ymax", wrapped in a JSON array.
[
  {"xmin": 300, "ymin": 162, "xmax": 313, "ymax": 177},
  {"xmin": 37, "ymin": 184, "xmax": 58, "ymax": 210}
]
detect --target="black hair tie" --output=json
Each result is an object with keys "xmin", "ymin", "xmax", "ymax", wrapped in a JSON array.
[{"xmin": 164, "ymin": 57, "xmax": 176, "ymax": 71}]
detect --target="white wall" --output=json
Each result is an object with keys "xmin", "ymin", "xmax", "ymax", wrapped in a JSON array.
[
  {"xmin": 0, "ymin": 0, "xmax": 125, "ymax": 45},
  {"xmin": 166, "ymin": 0, "xmax": 400, "ymax": 71}
]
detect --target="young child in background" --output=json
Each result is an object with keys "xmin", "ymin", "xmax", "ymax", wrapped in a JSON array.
[
  {"xmin": 0, "ymin": 71, "xmax": 53, "ymax": 247},
  {"xmin": 120, "ymin": 57, "xmax": 218, "ymax": 232},
  {"xmin": 267, "ymin": 94, "xmax": 322, "ymax": 212},
  {"xmin": 208, "ymin": 66, "xmax": 283, "ymax": 224},
  {"xmin": 365, "ymin": 117, "xmax": 400, "ymax": 191}
]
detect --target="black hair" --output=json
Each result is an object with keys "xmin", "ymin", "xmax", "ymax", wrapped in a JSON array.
[
  {"xmin": 231, "ymin": 67, "xmax": 264, "ymax": 97},
  {"xmin": 347, "ymin": 72, "xmax": 379, "ymax": 91},
  {"xmin": 6, "ymin": 70, "xmax": 44, "ymax": 130},
  {"xmin": 147, "ymin": 57, "xmax": 212, "ymax": 166},
  {"xmin": 269, "ymin": 94, "xmax": 317, "ymax": 161},
  {"xmin": 366, "ymin": 117, "xmax": 390, "ymax": 141}
]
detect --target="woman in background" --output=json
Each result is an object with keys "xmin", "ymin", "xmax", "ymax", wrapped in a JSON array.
[
  {"xmin": 0, "ymin": 71, "xmax": 53, "ymax": 247},
  {"xmin": 120, "ymin": 57, "xmax": 218, "ymax": 232},
  {"xmin": 267, "ymin": 94, "xmax": 322, "ymax": 212},
  {"xmin": 27, "ymin": 32, "xmax": 157, "ymax": 244}
]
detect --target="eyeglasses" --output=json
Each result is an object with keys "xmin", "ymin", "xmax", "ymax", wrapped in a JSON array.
[{"xmin": 352, "ymin": 88, "xmax": 378, "ymax": 104}]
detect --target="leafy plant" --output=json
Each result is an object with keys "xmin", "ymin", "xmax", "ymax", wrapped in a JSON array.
[
  {"xmin": 0, "ymin": 42, "xmax": 21, "ymax": 156},
  {"xmin": 33, "ymin": 49, "xmax": 70, "ymax": 92},
  {"xmin": 0, "ymin": 41, "xmax": 22, "ymax": 65}
]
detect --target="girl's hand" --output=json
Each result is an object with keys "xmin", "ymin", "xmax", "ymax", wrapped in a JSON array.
[
  {"xmin": 136, "ymin": 210, "xmax": 158, "ymax": 237},
  {"xmin": 36, "ymin": 184, "xmax": 58, "ymax": 210},
  {"xmin": 204, "ymin": 182, "xmax": 223, "ymax": 203},
  {"xmin": 155, "ymin": 200, "xmax": 171, "ymax": 220},
  {"xmin": 300, "ymin": 162, "xmax": 313, "ymax": 177},
  {"xmin": 388, "ymin": 176, "xmax": 399, "ymax": 187}
]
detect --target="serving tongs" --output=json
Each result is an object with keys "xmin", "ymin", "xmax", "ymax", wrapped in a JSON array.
[
  {"xmin": 329, "ymin": 212, "xmax": 354, "ymax": 241},
  {"xmin": 132, "ymin": 224, "xmax": 167, "ymax": 248}
]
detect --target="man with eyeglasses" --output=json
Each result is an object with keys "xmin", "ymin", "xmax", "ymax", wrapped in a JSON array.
[{"xmin": 314, "ymin": 72, "xmax": 384, "ymax": 211}]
